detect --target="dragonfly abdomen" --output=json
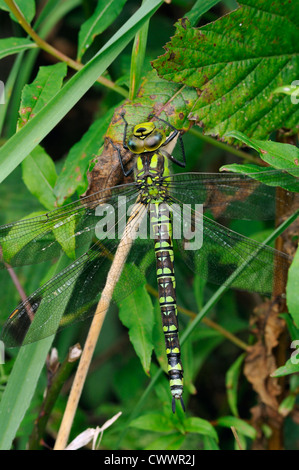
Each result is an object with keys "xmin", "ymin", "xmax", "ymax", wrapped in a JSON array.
[{"xmin": 150, "ymin": 202, "xmax": 184, "ymax": 412}]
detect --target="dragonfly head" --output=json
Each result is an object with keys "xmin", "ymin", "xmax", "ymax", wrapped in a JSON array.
[{"xmin": 127, "ymin": 121, "xmax": 166, "ymax": 154}]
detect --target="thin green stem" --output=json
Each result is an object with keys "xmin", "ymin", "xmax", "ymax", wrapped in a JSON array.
[
  {"xmin": 129, "ymin": 0, "xmax": 149, "ymax": 100},
  {"xmin": 27, "ymin": 344, "xmax": 81, "ymax": 450},
  {"xmin": 3, "ymin": 0, "xmax": 128, "ymax": 98},
  {"xmin": 189, "ymin": 127, "xmax": 260, "ymax": 163}
]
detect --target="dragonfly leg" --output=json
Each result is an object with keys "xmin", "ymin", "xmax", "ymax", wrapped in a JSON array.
[
  {"xmin": 109, "ymin": 138, "xmax": 134, "ymax": 177},
  {"xmin": 120, "ymin": 111, "xmax": 129, "ymax": 150}
]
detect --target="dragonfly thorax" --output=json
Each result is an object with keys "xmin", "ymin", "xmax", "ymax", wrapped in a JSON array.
[{"xmin": 135, "ymin": 152, "xmax": 170, "ymax": 203}]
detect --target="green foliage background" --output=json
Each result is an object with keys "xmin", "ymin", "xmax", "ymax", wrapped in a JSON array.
[{"xmin": 0, "ymin": 0, "xmax": 298, "ymax": 451}]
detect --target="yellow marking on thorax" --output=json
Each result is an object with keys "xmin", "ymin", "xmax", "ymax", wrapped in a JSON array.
[{"xmin": 136, "ymin": 156, "xmax": 143, "ymax": 171}]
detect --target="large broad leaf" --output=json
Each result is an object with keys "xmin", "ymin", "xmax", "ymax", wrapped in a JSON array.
[
  {"xmin": 152, "ymin": 0, "xmax": 299, "ymax": 140},
  {"xmin": 129, "ymin": 413, "xmax": 175, "ymax": 433},
  {"xmin": 108, "ymin": 70, "xmax": 198, "ymax": 139}
]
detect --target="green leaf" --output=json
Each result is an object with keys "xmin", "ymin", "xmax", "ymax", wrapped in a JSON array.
[
  {"xmin": 224, "ymin": 131, "xmax": 299, "ymax": 171},
  {"xmin": 130, "ymin": 412, "xmax": 174, "ymax": 432},
  {"xmin": 129, "ymin": 5, "xmax": 149, "ymax": 100},
  {"xmin": 22, "ymin": 145, "xmax": 57, "ymax": 210},
  {"xmin": 0, "ymin": 205, "xmax": 80, "ymax": 263},
  {"xmin": 217, "ymin": 416, "xmax": 257, "ymax": 439},
  {"xmin": 181, "ymin": 338, "xmax": 197, "ymax": 396},
  {"xmin": 77, "ymin": 0, "xmax": 128, "ymax": 60},
  {"xmin": 51, "ymin": 212, "xmax": 78, "ymax": 260},
  {"xmin": 221, "ymin": 163, "xmax": 299, "ymax": 193},
  {"xmin": 186, "ymin": 0, "xmax": 222, "ymax": 27},
  {"xmin": 0, "ymin": 253, "xmax": 84, "ymax": 448},
  {"xmin": 1, "ymin": 211, "xmax": 48, "ymax": 263},
  {"xmin": 54, "ymin": 107, "xmax": 116, "ymax": 204},
  {"xmin": 184, "ymin": 416, "xmax": 218, "ymax": 441},
  {"xmin": 278, "ymin": 394, "xmax": 296, "ymax": 417},
  {"xmin": 287, "ymin": 246, "xmax": 299, "ymax": 328},
  {"xmin": 119, "ymin": 280, "xmax": 154, "ymax": 375},
  {"xmin": 272, "ymin": 357, "xmax": 299, "ymax": 377},
  {"xmin": 145, "ymin": 433, "xmax": 185, "ymax": 450},
  {"xmin": 153, "ymin": 1, "xmax": 299, "ymax": 140},
  {"xmin": 107, "ymin": 69, "xmax": 198, "ymax": 142},
  {"xmin": 202, "ymin": 435, "xmax": 220, "ymax": 450},
  {"xmin": 0, "ymin": 339, "xmax": 54, "ymax": 450},
  {"xmin": 0, "ymin": 0, "xmax": 163, "ymax": 184},
  {"xmin": 0, "ymin": 37, "xmax": 37, "ymax": 59},
  {"xmin": 280, "ymin": 313, "xmax": 299, "ymax": 343},
  {"xmin": 226, "ymin": 353, "xmax": 246, "ymax": 417},
  {"xmin": 17, "ymin": 63, "xmax": 68, "ymax": 130},
  {"xmin": 0, "ymin": 0, "xmax": 35, "ymax": 23}
]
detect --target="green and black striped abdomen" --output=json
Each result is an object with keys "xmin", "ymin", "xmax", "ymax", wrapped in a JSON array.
[{"xmin": 149, "ymin": 201, "xmax": 184, "ymax": 412}]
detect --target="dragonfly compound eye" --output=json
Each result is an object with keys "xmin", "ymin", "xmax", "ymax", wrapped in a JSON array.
[
  {"xmin": 127, "ymin": 135, "xmax": 145, "ymax": 154},
  {"xmin": 144, "ymin": 129, "xmax": 166, "ymax": 151}
]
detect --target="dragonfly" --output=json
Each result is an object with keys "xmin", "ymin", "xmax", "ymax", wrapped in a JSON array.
[{"xmin": 0, "ymin": 112, "xmax": 298, "ymax": 412}]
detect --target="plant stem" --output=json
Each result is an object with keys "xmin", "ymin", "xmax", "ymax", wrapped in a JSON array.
[
  {"xmin": 53, "ymin": 202, "xmax": 146, "ymax": 450},
  {"xmin": 231, "ymin": 426, "xmax": 244, "ymax": 450},
  {"xmin": 189, "ymin": 127, "xmax": 260, "ymax": 163},
  {"xmin": 3, "ymin": 0, "xmax": 128, "ymax": 98},
  {"xmin": 28, "ymin": 344, "xmax": 81, "ymax": 450}
]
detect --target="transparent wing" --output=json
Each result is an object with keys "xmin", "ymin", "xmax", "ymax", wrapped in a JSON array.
[
  {"xmin": 170, "ymin": 202, "xmax": 292, "ymax": 295},
  {"xmin": 0, "ymin": 182, "xmax": 138, "ymax": 268},
  {"xmin": 166, "ymin": 169, "xmax": 299, "ymax": 220},
  {"xmin": 2, "ymin": 168, "xmax": 298, "ymax": 347},
  {"xmin": 0, "ymin": 200, "xmax": 155, "ymax": 347}
]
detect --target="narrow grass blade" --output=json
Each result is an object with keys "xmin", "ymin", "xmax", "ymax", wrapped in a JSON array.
[{"xmin": 0, "ymin": 0, "xmax": 163, "ymax": 183}]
